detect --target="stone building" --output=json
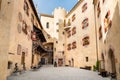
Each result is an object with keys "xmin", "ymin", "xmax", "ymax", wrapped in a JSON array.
[
  {"xmin": 41, "ymin": 0, "xmax": 120, "ymax": 79},
  {"xmin": 0, "ymin": 0, "xmax": 48, "ymax": 80},
  {"xmin": 40, "ymin": 0, "xmax": 98, "ymax": 68},
  {"xmin": 93, "ymin": 0, "xmax": 120, "ymax": 79}
]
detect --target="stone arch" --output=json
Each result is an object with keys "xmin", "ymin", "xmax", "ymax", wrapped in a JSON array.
[{"xmin": 108, "ymin": 48, "xmax": 116, "ymax": 73}]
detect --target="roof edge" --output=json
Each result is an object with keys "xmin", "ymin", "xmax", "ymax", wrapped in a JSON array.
[{"xmin": 66, "ymin": 0, "xmax": 84, "ymax": 17}]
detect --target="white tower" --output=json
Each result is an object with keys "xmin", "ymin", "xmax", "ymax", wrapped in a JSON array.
[{"xmin": 53, "ymin": 7, "xmax": 67, "ymax": 39}]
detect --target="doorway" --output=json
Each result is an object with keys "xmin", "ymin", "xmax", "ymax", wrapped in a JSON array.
[
  {"xmin": 41, "ymin": 58, "xmax": 45, "ymax": 65},
  {"xmin": 101, "ymin": 53, "xmax": 105, "ymax": 69},
  {"xmin": 71, "ymin": 58, "xmax": 74, "ymax": 67},
  {"xmin": 21, "ymin": 52, "xmax": 26, "ymax": 70},
  {"xmin": 21, "ymin": 52, "xmax": 25, "ymax": 65},
  {"xmin": 108, "ymin": 48, "xmax": 116, "ymax": 73}
]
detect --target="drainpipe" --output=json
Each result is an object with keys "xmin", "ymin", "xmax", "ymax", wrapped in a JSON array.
[{"xmin": 93, "ymin": 1, "xmax": 99, "ymax": 61}]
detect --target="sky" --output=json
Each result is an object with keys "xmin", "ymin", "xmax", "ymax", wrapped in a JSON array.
[{"xmin": 33, "ymin": 0, "xmax": 78, "ymax": 15}]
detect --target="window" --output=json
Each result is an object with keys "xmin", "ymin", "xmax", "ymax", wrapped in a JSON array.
[
  {"xmin": 54, "ymin": 48, "xmax": 56, "ymax": 51},
  {"xmin": 67, "ymin": 30, "xmax": 71, "ymax": 38},
  {"xmin": 64, "ymin": 20, "xmax": 66, "ymax": 27},
  {"xmin": 99, "ymin": 26, "xmax": 102, "ymax": 40},
  {"xmin": 104, "ymin": 10, "xmax": 112, "ymax": 33},
  {"xmin": 97, "ymin": 2, "xmax": 101, "ymax": 18},
  {"xmin": 72, "ymin": 27, "xmax": 76, "ymax": 35},
  {"xmin": 82, "ymin": 3, "xmax": 87, "ymax": 12},
  {"xmin": 24, "ymin": 0, "xmax": 29, "ymax": 16},
  {"xmin": 72, "ymin": 14, "xmax": 76, "ymax": 22},
  {"xmin": 18, "ymin": 12, "xmax": 22, "ymax": 22},
  {"xmin": 8, "ymin": 61, "xmax": 12, "ymax": 69},
  {"xmin": 72, "ymin": 41, "xmax": 76, "ymax": 49},
  {"xmin": 82, "ymin": 18, "xmax": 89, "ymax": 29},
  {"xmin": 46, "ymin": 22, "xmax": 49, "ymax": 28},
  {"xmin": 86, "ymin": 57, "xmax": 89, "ymax": 62},
  {"xmin": 31, "ymin": 31, "xmax": 36, "ymax": 41},
  {"xmin": 31, "ymin": 14, "xmax": 34, "ymax": 24},
  {"xmin": 103, "ymin": 0, "xmax": 105, "ymax": 3},
  {"xmin": 56, "ymin": 22, "xmax": 59, "ymax": 25},
  {"xmin": 57, "ymin": 29, "xmax": 59, "ymax": 32},
  {"xmin": 67, "ymin": 43, "xmax": 71, "ymax": 50},
  {"xmin": 67, "ymin": 19, "xmax": 71, "ymax": 26},
  {"xmin": 22, "ymin": 21, "xmax": 28, "ymax": 35},
  {"xmin": 82, "ymin": 36, "xmax": 90, "ymax": 46},
  {"xmin": 63, "ymin": 32, "xmax": 64, "ymax": 35},
  {"xmin": 17, "ymin": 44, "xmax": 21, "ymax": 55}
]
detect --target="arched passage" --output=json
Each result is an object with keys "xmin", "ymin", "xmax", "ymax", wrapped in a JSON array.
[{"xmin": 108, "ymin": 48, "xmax": 116, "ymax": 73}]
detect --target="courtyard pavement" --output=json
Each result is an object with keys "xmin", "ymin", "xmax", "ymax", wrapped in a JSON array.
[{"xmin": 7, "ymin": 65, "xmax": 111, "ymax": 80}]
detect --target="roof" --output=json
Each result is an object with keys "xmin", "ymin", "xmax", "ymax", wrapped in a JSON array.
[
  {"xmin": 29, "ymin": 0, "xmax": 43, "ymax": 29},
  {"xmin": 66, "ymin": 0, "xmax": 84, "ymax": 17},
  {"xmin": 40, "ymin": 13, "xmax": 54, "ymax": 18}
]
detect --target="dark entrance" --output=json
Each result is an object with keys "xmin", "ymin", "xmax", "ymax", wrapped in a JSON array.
[
  {"xmin": 41, "ymin": 58, "xmax": 45, "ymax": 65},
  {"xmin": 108, "ymin": 48, "xmax": 116, "ymax": 74}
]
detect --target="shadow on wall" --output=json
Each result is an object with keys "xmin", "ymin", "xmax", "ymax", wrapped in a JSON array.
[
  {"xmin": 107, "ymin": 2, "xmax": 120, "ymax": 38},
  {"xmin": 105, "ymin": 2, "xmax": 120, "ymax": 79}
]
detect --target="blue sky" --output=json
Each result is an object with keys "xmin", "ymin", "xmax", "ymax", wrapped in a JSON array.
[{"xmin": 33, "ymin": 0, "xmax": 78, "ymax": 15}]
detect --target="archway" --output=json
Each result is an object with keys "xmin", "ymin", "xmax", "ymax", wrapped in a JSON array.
[{"xmin": 108, "ymin": 48, "xmax": 116, "ymax": 73}]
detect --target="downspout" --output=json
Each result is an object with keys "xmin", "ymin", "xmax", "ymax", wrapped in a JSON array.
[{"xmin": 93, "ymin": 1, "xmax": 99, "ymax": 61}]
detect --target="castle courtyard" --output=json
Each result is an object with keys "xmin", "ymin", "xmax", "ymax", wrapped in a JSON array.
[{"xmin": 7, "ymin": 65, "xmax": 110, "ymax": 80}]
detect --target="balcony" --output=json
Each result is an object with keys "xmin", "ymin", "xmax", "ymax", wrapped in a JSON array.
[{"xmin": 64, "ymin": 23, "xmax": 71, "ymax": 31}]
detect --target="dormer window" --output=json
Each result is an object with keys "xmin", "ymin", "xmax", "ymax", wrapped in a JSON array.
[{"xmin": 82, "ymin": 3, "xmax": 87, "ymax": 12}]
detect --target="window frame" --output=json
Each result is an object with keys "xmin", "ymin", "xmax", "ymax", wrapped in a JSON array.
[{"xmin": 82, "ymin": 36, "xmax": 90, "ymax": 46}]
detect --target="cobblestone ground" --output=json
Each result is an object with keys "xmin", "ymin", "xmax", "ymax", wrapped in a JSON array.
[{"xmin": 7, "ymin": 65, "xmax": 110, "ymax": 80}]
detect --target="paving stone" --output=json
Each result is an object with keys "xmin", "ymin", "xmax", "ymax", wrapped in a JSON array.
[{"xmin": 7, "ymin": 65, "xmax": 111, "ymax": 80}]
